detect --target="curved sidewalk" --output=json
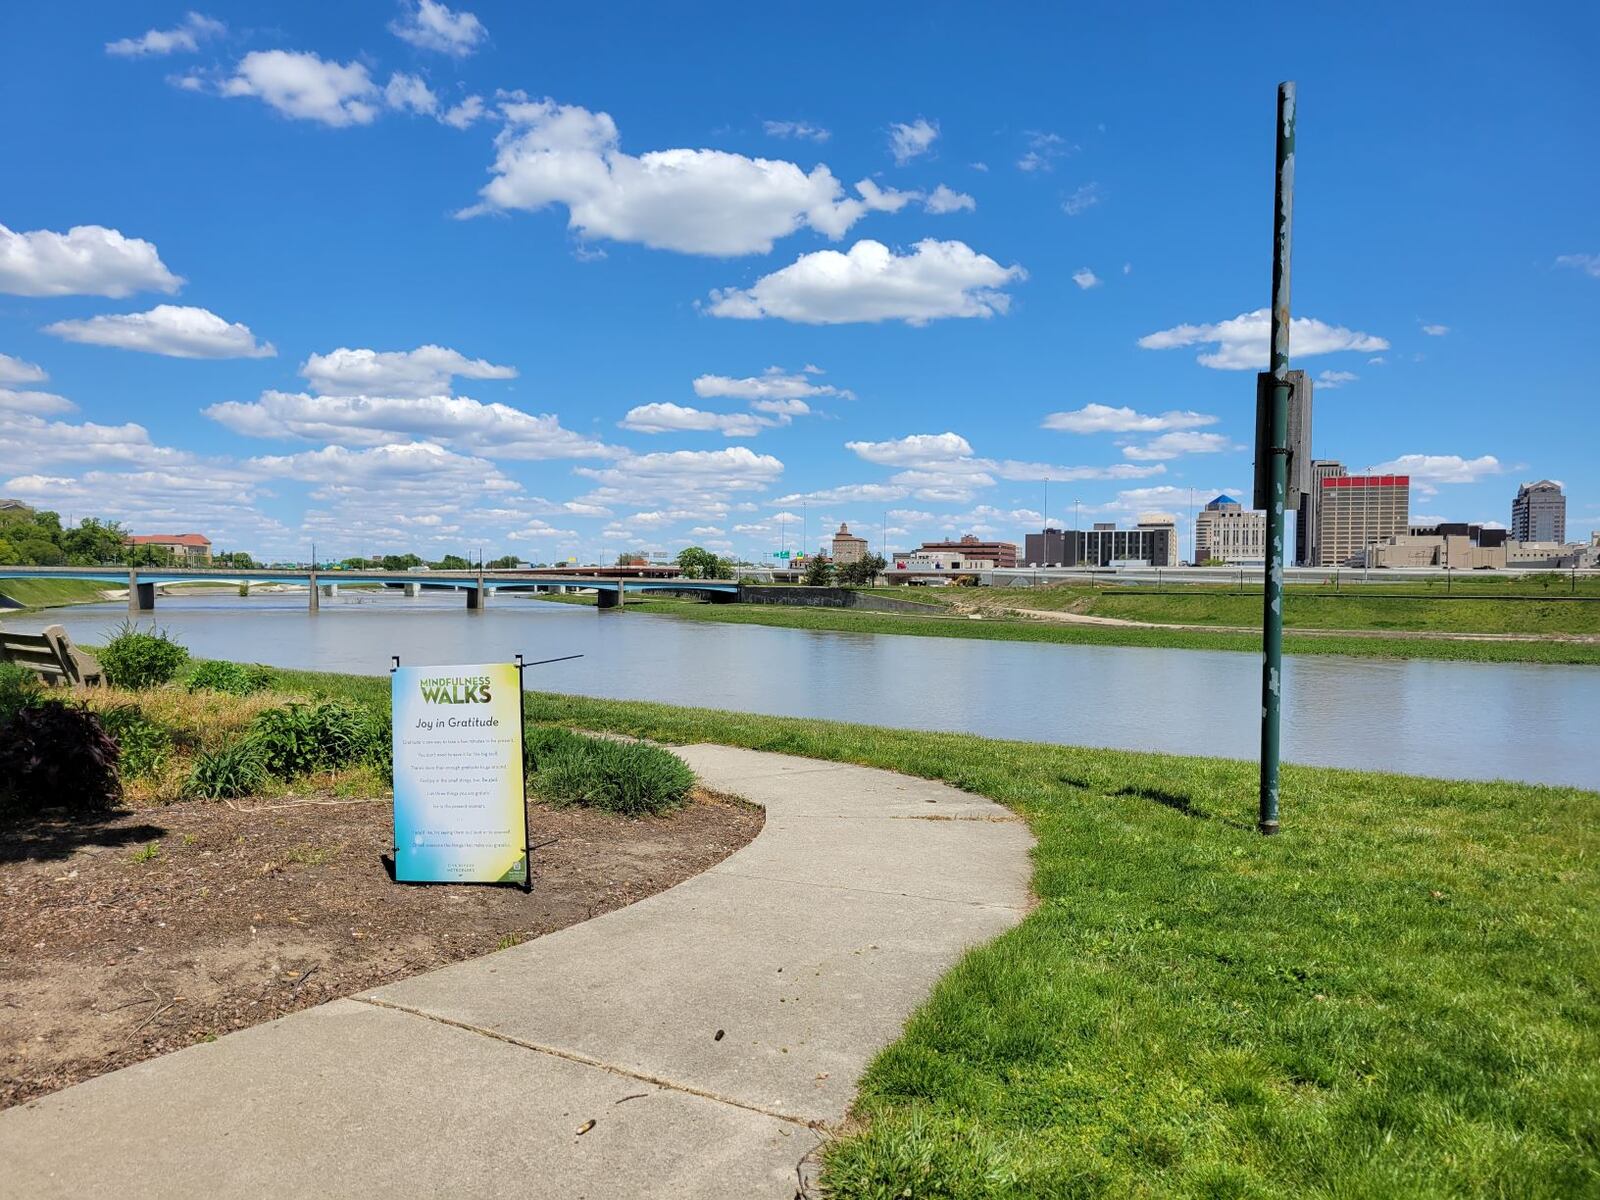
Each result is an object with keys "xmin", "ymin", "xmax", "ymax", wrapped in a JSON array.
[{"xmin": 0, "ymin": 745, "xmax": 1034, "ymax": 1199}]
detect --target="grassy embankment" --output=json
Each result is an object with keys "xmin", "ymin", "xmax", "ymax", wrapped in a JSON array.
[
  {"xmin": 0, "ymin": 578, "xmax": 113, "ymax": 610},
  {"xmin": 262, "ymin": 664, "xmax": 1599, "ymax": 1197},
  {"xmin": 597, "ymin": 595, "xmax": 1600, "ymax": 665}
]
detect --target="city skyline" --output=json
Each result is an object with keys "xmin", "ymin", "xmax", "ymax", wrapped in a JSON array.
[{"xmin": 2, "ymin": 1, "xmax": 1597, "ymax": 564}]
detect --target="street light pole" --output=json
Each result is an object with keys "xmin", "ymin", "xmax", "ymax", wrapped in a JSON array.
[{"xmin": 1257, "ymin": 81, "xmax": 1296, "ymax": 837}]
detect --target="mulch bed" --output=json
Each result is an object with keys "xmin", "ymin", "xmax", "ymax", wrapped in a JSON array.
[{"xmin": 1, "ymin": 790, "xmax": 762, "ymax": 1109}]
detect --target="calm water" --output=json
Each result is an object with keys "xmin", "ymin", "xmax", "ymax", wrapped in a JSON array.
[{"xmin": 12, "ymin": 591, "xmax": 1598, "ymax": 789}]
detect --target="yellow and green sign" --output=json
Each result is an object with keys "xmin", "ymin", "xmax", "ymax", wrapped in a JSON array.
[{"xmin": 392, "ymin": 661, "xmax": 527, "ymax": 886}]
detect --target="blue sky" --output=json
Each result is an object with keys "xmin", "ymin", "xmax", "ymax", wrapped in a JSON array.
[{"xmin": 2, "ymin": 0, "xmax": 1596, "ymax": 563}]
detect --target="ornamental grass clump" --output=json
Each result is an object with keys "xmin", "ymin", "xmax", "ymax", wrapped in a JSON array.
[
  {"xmin": 250, "ymin": 700, "xmax": 370, "ymax": 777},
  {"xmin": 183, "ymin": 737, "xmax": 271, "ymax": 800},
  {"xmin": 99, "ymin": 622, "xmax": 188, "ymax": 689},
  {"xmin": 186, "ymin": 660, "xmax": 273, "ymax": 696},
  {"xmin": 527, "ymin": 728, "xmax": 694, "ymax": 817}
]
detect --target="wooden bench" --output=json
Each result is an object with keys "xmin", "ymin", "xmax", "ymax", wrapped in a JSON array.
[{"xmin": 0, "ymin": 622, "xmax": 103, "ymax": 686}]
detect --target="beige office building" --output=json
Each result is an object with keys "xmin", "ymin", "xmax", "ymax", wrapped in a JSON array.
[
  {"xmin": 1194, "ymin": 495, "xmax": 1266, "ymax": 564},
  {"xmin": 1316, "ymin": 475, "xmax": 1410, "ymax": 566},
  {"xmin": 830, "ymin": 522, "xmax": 869, "ymax": 564}
]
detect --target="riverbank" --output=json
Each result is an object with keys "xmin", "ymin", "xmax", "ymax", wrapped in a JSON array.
[
  {"xmin": 606, "ymin": 595, "xmax": 1600, "ymax": 665},
  {"xmin": 0, "ymin": 578, "xmax": 113, "ymax": 610},
  {"xmin": 259, "ymin": 666, "xmax": 1598, "ymax": 1195}
]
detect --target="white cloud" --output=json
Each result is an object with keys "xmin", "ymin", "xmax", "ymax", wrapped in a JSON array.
[
  {"xmin": 1316, "ymin": 369, "xmax": 1358, "ymax": 389},
  {"xmin": 222, "ymin": 50, "xmax": 380, "ymax": 127},
  {"xmin": 1072, "ymin": 267, "xmax": 1100, "ymax": 290},
  {"xmin": 301, "ymin": 345, "xmax": 516, "ymax": 397},
  {"xmin": 1555, "ymin": 253, "xmax": 1600, "ymax": 279},
  {"xmin": 45, "ymin": 304, "xmax": 273, "ymax": 358},
  {"xmin": 205, "ymin": 391, "xmax": 614, "ymax": 460},
  {"xmin": 1018, "ymin": 131, "xmax": 1069, "ymax": 172},
  {"xmin": 574, "ymin": 446, "xmax": 783, "ymax": 502},
  {"xmin": 751, "ymin": 397, "xmax": 810, "ymax": 417},
  {"xmin": 390, "ymin": 0, "xmax": 488, "ymax": 57},
  {"xmin": 772, "ymin": 483, "xmax": 910, "ymax": 505},
  {"xmin": 384, "ymin": 72, "xmax": 438, "ymax": 116},
  {"xmin": 1370, "ymin": 454, "xmax": 1503, "ymax": 484},
  {"xmin": 993, "ymin": 460, "xmax": 1165, "ymax": 482},
  {"xmin": 469, "ymin": 97, "xmax": 906, "ymax": 256},
  {"xmin": 889, "ymin": 119, "xmax": 938, "ymax": 165},
  {"xmin": 0, "ymin": 411, "xmax": 192, "ymax": 468},
  {"xmin": 1122, "ymin": 431, "xmax": 1236, "ymax": 461},
  {"xmin": 1420, "ymin": 323, "xmax": 1449, "ymax": 336},
  {"xmin": 0, "ymin": 388, "xmax": 76, "ymax": 416},
  {"xmin": 0, "ymin": 223, "xmax": 182, "ymax": 298},
  {"xmin": 1062, "ymin": 182, "xmax": 1102, "ymax": 215},
  {"xmin": 764, "ymin": 120, "xmax": 829, "ymax": 143},
  {"xmin": 252, "ymin": 441, "xmax": 518, "ymax": 492},
  {"xmin": 106, "ymin": 12, "xmax": 224, "ymax": 57},
  {"xmin": 0, "ymin": 353, "xmax": 47, "ymax": 384},
  {"xmin": 1043, "ymin": 403, "xmax": 1217, "ymax": 434},
  {"xmin": 847, "ymin": 432, "xmax": 974, "ymax": 467},
  {"xmin": 693, "ymin": 367, "xmax": 852, "ymax": 402},
  {"xmin": 619, "ymin": 403, "xmax": 770, "ymax": 437},
  {"xmin": 924, "ymin": 184, "xmax": 976, "ymax": 214},
  {"xmin": 441, "ymin": 94, "xmax": 486, "ymax": 129},
  {"xmin": 1138, "ymin": 308, "xmax": 1389, "ymax": 370},
  {"xmin": 706, "ymin": 238, "xmax": 1026, "ymax": 325}
]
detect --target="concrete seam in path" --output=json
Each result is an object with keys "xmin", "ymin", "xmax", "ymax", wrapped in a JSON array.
[{"xmin": 351, "ymin": 994, "xmax": 822, "ymax": 1128}]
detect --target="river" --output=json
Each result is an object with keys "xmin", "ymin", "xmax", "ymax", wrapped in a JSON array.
[{"xmin": 9, "ymin": 591, "xmax": 1597, "ymax": 789}]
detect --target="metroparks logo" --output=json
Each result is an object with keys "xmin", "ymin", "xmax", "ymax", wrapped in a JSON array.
[{"xmin": 418, "ymin": 674, "xmax": 493, "ymax": 704}]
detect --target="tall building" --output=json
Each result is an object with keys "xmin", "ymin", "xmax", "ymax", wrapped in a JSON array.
[
  {"xmin": 1316, "ymin": 476, "xmax": 1410, "ymax": 566},
  {"xmin": 1296, "ymin": 459, "xmax": 1345, "ymax": 566},
  {"xmin": 914, "ymin": 535, "xmax": 1017, "ymax": 568},
  {"xmin": 1024, "ymin": 521, "xmax": 1176, "ymax": 567},
  {"xmin": 830, "ymin": 522, "xmax": 869, "ymax": 564},
  {"xmin": 1137, "ymin": 513, "xmax": 1180, "ymax": 566},
  {"xmin": 1194, "ymin": 495, "xmax": 1266, "ymax": 564},
  {"xmin": 1511, "ymin": 480, "xmax": 1565, "ymax": 543}
]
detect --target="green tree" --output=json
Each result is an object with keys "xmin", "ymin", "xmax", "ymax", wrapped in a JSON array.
[
  {"xmin": 127, "ymin": 543, "xmax": 172, "ymax": 567},
  {"xmin": 214, "ymin": 550, "xmax": 257, "ymax": 569},
  {"xmin": 801, "ymin": 555, "xmax": 835, "ymax": 587},
  {"xmin": 488, "ymin": 555, "xmax": 521, "ymax": 569},
  {"xmin": 62, "ymin": 518, "xmax": 128, "ymax": 565},
  {"xmin": 381, "ymin": 553, "xmax": 424, "ymax": 570},
  {"xmin": 617, "ymin": 551, "xmax": 649, "ymax": 566},
  {"xmin": 676, "ymin": 546, "xmax": 728, "ymax": 579},
  {"xmin": 837, "ymin": 553, "xmax": 886, "ymax": 586},
  {"xmin": 434, "ymin": 554, "xmax": 471, "ymax": 570}
]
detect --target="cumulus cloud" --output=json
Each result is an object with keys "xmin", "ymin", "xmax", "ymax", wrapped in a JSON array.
[
  {"xmin": 764, "ymin": 120, "xmax": 829, "ymax": 143},
  {"xmin": 1062, "ymin": 182, "xmax": 1102, "ymax": 215},
  {"xmin": 390, "ymin": 0, "xmax": 488, "ymax": 56},
  {"xmin": 1420, "ymin": 323, "xmax": 1449, "ymax": 336},
  {"xmin": 1043, "ymin": 404, "xmax": 1217, "ymax": 434},
  {"xmin": 706, "ymin": 238, "xmax": 1026, "ymax": 325},
  {"xmin": 1316, "ymin": 370, "xmax": 1358, "ymax": 389},
  {"xmin": 889, "ymin": 119, "xmax": 938, "ymax": 165},
  {"xmin": 847, "ymin": 432, "xmax": 974, "ymax": 467},
  {"xmin": 384, "ymin": 72, "xmax": 438, "ymax": 116},
  {"xmin": 924, "ymin": 184, "xmax": 976, "ymax": 214},
  {"xmin": 0, "ymin": 411, "xmax": 192, "ymax": 468},
  {"xmin": 1122, "ymin": 432, "xmax": 1236, "ymax": 461},
  {"xmin": 772, "ymin": 482, "xmax": 910, "ymax": 505},
  {"xmin": 0, "ymin": 223, "xmax": 182, "ymax": 298},
  {"xmin": 0, "ymin": 388, "xmax": 76, "ymax": 416},
  {"xmin": 1072, "ymin": 267, "xmax": 1100, "ymax": 290},
  {"xmin": 441, "ymin": 94, "xmax": 486, "ymax": 129},
  {"xmin": 468, "ymin": 97, "xmax": 912, "ymax": 255},
  {"xmin": 693, "ymin": 367, "xmax": 852, "ymax": 402},
  {"xmin": 1555, "ymin": 253, "xmax": 1600, "ymax": 279},
  {"xmin": 0, "ymin": 353, "xmax": 47, "ymax": 384},
  {"xmin": 106, "ymin": 12, "xmax": 224, "ymax": 57},
  {"xmin": 1018, "ymin": 131, "xmax": 1069, "ymax": 172},
  {"xmin": 221, "ymin": 50, "xmax": 381, "ymax": 127},
  {"xmin": 618, "ymin": 403, "xmax": 770, "ymax": 437},
  {"xmin": 45, "ymin": 304, "xmax": 273, "ymax": 358},
  {"xmin": 574, "ymin": 446, "xmax": 783, "ymax": 503},
  {"xmin": 204, "ymin": 391, "xmax": 615, "ymax": 460},
  {"xmin": 301, "ymin": 345, "xmax": 516, "ymax": 397},
  {"xmin": 1370, "ymin": 454, "xmax": 1503, "ymax": 484},
  {"xmin": 253, "ymin": 439, "xmax": 513, "ymax": 485},
  {"xmin": 1138, "ymin": 308, "xmax": 1389, "ymax": 370}
]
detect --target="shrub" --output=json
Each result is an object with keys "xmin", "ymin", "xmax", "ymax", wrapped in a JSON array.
[
  {"xmin": 0, "ymin": 700, "xmax": 121, "ymax": 812},
  {"xmin": 99, "ymin": 704, "xmax": 173, "ymax": 780},
  {"xmin": 523, "ymin": 724, "xmax": 588, "ymax": 772},
  {"xmin": 183, "ymin": 737, "xmax": 270, "ymax": 800},
  {"xmin": 0, "ymin": 661, "xmax": 44, "ymax": 724},
  {"xmin": 363, "ymin": 709, "xmax": 394, "ymax": 787},
  {"xmin": 528, "ymin": 731, "xmax": 694, "ymax": 817},
  {"xmin": 99, "ymin": 622, "xmax": 189, "ymax": 689},
  {"xmin": 186, "ymin": 660, "xmax": 273, "ymax": 696},
  {"xmin": 250, "ymin": 700, "xmax": 370, "ymax": 777}
]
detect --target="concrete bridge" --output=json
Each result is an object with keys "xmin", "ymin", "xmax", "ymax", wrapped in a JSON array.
[{"xmin": 0, "ymin": 566, "xmax": 740, "ymax": 613}]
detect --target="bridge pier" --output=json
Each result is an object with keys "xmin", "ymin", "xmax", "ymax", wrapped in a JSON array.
[
  {"xmin": 319, "ymin": 583, "xmax": 338, "ymax": 598},
  {"xmin": 597, "ymin": 585, "xmax": 625, "ymax": 610},
  {"xmin": 466, "ymin": 587, "xmax": 486, "ymax": 611},
  {"xmin": 308, "ymin": 572, "xmax": 319, "ymax": 614},
  {"xmin": 404, "ymin": 582, "xmax": 420, "ymax": 598},
  {"xmin": 127, "ymin": 572, "xmax": 155, "ymax": 614}
]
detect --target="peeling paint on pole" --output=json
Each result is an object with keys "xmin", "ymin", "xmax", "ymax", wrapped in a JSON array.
[{"xmin": 1258, "ymin": 82, "xmax": 1295, "ymax": 836}]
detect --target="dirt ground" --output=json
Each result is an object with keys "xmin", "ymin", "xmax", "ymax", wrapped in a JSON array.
[{"xmin": 0, "ymin": 790, "xmax": 762, "ymax": 1109}]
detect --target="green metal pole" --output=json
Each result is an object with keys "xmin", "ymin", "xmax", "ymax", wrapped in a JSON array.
[{"xmin": 1260, "ymin": 82, "xmax": 1296, "ymax": 836}]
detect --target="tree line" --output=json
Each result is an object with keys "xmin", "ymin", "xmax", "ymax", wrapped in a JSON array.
[{"xmin": 0, "ymin": 508, "xmax": 254, "ymax": 568}]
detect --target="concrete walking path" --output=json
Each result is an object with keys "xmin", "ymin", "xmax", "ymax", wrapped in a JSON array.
[{"xmin": 0, "ymin": 745, "xmax": 1033, "ymax": 1199}]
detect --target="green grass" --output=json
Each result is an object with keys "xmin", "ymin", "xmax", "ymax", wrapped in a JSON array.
[
  {"xmin": 261, "ymin": 665, "xmax": 1599, "ymax": 1196},
  {"xmin": 0, "ymin": 577, "xmax": 113, "ymax": 609},
  {"xmin": 614, "ymin": 596, "xmax": 1600, "ymax": 665}
]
